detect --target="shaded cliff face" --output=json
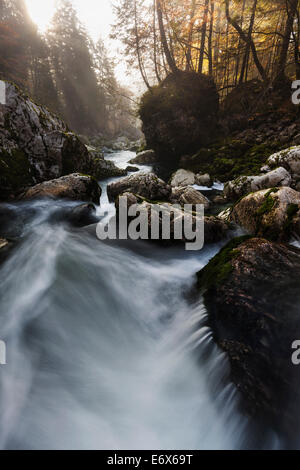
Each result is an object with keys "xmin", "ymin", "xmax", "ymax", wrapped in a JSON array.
[
  {"xmin": 0, "ymin": 82, "xmax": 92, "ymax": 200},
  {"xmin": 139, "ymin": 71, "xmax": 219, "ymax": 164},
  {"xmin": 197, "ymin": 237, "xmax": 300, "ymax": 442}
]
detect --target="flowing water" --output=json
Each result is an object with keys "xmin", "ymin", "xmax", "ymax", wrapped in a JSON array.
[{"xmin": 0, "ymin": 151, "xmax": 279, "ymax": 450}]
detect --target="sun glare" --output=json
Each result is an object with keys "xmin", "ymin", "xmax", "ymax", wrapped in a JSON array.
[{"xmin": 25, "ymin": 0, "xmax": 56, "ymax": 32}]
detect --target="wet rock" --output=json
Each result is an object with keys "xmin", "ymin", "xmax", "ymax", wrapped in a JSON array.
[
  {"xmin": 169, "ymin": 186, "xmax": 210, "ymax": 209},
  {"xmin": 230, "ymin": 187, "xmax": 300, "ymax": 241},
  {"xmin": 21, "ymin": 174, "xmax": 102, "ymax": 204},
  {"xmin": 129, "ymin": 150, "xmax": 157, "ymax": 165},
  {"xmin": 107, "ymin": 172, "xmax": 171, "ymax": 202},
  {"xmin": 125, "ymin": 166, "xmax": 139, "ymax": 173},
  {"xmin": 115, "ymin": 192, "xmax": 228, "ymax": 245},
  {"xmin": 92, "ymin": 157, "xmax": 127, "ymax": 179},
  {"xmin": 197, "ymin": 236, "xmax": 300, "ymax": 438},
  {"xmin": 203, "ymin": 216, "xmax": 230, "ymax": 243},
  {"xmin": 67, "ymin": 203, "xmax": 99, "ymax": 227},
  {"xmin": 0, "ymin": 238, "xmax": 8, "ymax": 250},
  {"xmin": 267, "ymin": 146, "xmax": 300, "ymax": 185},
  {"xmin": 195, "ymin": 173, "xmax": 212, "ymax": 187},
  {"xmin": 170, "ymin": 169, "xmax": 195, "ymax": 187},
  {"xmin": 0, "ymin": 237, "xmax": 14, "ymax": 264},
  {"xmin": 224, "ymin": 167, "xmax": 292, "ymax": 201}
]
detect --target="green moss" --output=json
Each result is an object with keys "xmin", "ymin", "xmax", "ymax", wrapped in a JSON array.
[
  {"xmin": 197, "ymin": 235, "xmax": 252, "ymax": 290},
  {"xmin": 256, "ymin": 189, "xmax": 278, "ymax": 217},
  {"xmin": 183, "ymin": 139, "xmax": 284, "ymax": 182}
]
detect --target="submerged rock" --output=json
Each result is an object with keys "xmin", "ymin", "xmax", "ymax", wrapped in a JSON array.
[
  {"xmin": 49, "ymin": 203, "xmax": 99, "ymax": 228},
  {"xmin": 224, "ymin": 167, "xmax": 292, "ymax": 201},
  {"xmin": 125, "ymin": 166, "xmax": 139, "ymax": 173},
  {"xmin": 230, "ymin": 187, "xmax": 300, "ymax": 241},
  {"xmin": 107, "ymin": 172, "xmax": 171, "ymax": 202},
  {"xmin": 21, "ymin": 174, "xmax": 102, "ymax": 204},
  {"xmin": 197, "ymin": 236, "xmax": 300, "ymax": 438}
]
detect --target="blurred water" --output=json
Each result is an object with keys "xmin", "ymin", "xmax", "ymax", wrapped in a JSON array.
[{"xmin": 0, "ymin": 151, "xmax": 279, "ymax": 450}]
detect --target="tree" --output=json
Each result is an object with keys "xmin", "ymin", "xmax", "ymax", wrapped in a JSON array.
[
  {"xmin": 0, "ymin": 0, "xmax": 35, "ymax": 86},
  {"xmin": 47, "ymin": 0, "xmax": 105, "ymax": 134}
]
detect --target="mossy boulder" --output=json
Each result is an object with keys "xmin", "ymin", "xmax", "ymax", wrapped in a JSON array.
[
  {"xmin": 230, "ymin": 187, "xmax": 300, "ymax": 241},
  {"xmin": 0, "ymin": 81, "xmax": 110, "ymax": 200},
  {"xmin": 139, "ymin": 71, "xmax": 219, "ymax": 163},
  {"xmin": 197, "ymin": 237, "xmax": 300, "ymax": 439}
]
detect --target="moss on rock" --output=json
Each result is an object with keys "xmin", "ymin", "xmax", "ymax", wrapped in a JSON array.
[{"xmin": 197, "ymin": 235, "xmax": 252, "ymax": 289}]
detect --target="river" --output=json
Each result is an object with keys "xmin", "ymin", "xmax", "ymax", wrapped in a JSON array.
[{"xmin": 0, "ymin": 150, "xmax": 279, "ymax": 449}]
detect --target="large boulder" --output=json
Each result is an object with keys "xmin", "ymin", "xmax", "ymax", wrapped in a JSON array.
[
  {"xmin": 107, "ymin": 172, "xmax": 171, "ymax": 202},
  {"xmin": 0, "ymin": 82, "xmax": 116, "ymax": 200},
  {"xmin": 170, "ymin": 169, "xmax": 195, "ymax": 187},
  {"xmin": 139, "ymin": 71, "xmax": 219, "ymax": 162},
  {"xmin": 224, "ymin": 167, "xmax": 292, "ymax": 201},
  {"xmin": 267, "ymin": 146, "xmax": 300, "ymax": 188},
  {"xmin": 170, "ymin": 186, "xmax": 210, "ymax": 210},
  {"xmin": 230, "ymin": 187, "xmax": 300, "ymax": 241},
  {"xmin": 21, "ymin": 174, "xmax": 102, "ymax": 204},
  {"xmin": 129, "ymin": 150, "xmax": 157, "ymax": 165},
  {"xmin": 197, "ymin": 236, "xmax": 300, "ymax": 439}
]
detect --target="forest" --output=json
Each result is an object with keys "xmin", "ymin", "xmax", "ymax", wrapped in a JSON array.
[
  {"xmin": 0, "ymin": 0, "xmax": 137, "ymax": 137},
  {"xmin": 114, "ymin": 0, "xmax": 299, "ymax": 93},
  {"xmin": 1, "ymin": 0, "xmax": 300, "ymax": 452}
]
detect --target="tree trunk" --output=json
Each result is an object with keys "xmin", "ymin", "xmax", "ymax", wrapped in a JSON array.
[
  {"xmin": 208, "ymin": 0, "xmax": 215, "ymax": 77},
  {"xmin": 156, "ymin": 0, "xmax": 178, "ymax": 74},
  {"xmin": 198, "ymin": 0, "xmax": 209, "ymax": 73},
  {"xmin": 134, "ymin": 0, "xmax": 152, "ymax": 90},
  {"xmin": 185, "ymin": 0, "xmax": 197, "ymax": 71},
  {"xmin": 275, "ymin": 0, "xmax": 298, "ymax": 84},
  {"xmin": 225, "ymin": 0, "xmax": 268, "ymax": 83},
  {"xmin": 239, "ymin": 0, "xmax": 257, "ymax": 84},
  {"xmin": 153, "ymin": 0, "xmax": 162, "ymax": 83}
]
